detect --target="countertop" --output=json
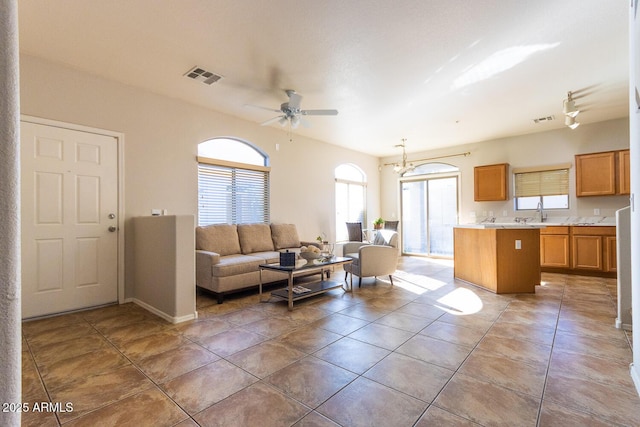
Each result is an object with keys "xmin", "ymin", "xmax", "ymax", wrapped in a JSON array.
[{"xmin": 466, "ymin": 216, "xmax": 617, "ymax": 228}]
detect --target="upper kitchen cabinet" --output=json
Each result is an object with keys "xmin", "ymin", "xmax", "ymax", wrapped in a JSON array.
[
  {"xmin": 575, "ymin": 149, "xmax": 629, "ymax": 197},
  {"xmin": 474, "ymin": 163, "xmax": 508, "ymax": 201},
  {"xmin": 618, "ymin": 149, "xmax": 630, "ymax": 195}
]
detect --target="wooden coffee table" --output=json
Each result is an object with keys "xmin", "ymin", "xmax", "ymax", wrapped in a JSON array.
[{"xmin": 259, "ymin": 256, "xmax": 353, "ymax": 310}]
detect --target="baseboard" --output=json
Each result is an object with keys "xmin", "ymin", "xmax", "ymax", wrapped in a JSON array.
[
  {"xmin": 615, "ymin": 318, "xmax": 633, "ymax": 330},
  {"xmin": 631, "ymin": 363, "xmax": 640, "ymax": 397},
  {"xmin": 131, "ymin": 298, "xmax": 197, "ymax": 324}
]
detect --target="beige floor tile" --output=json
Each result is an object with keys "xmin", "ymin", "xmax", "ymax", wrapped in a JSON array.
[
  {"xmin": 200, "ymin": 327, "xmax": 268, "ymax": 356},
  {"xmin": 266, "ymin": 356, "xmax": 357, "ymax": 407},
  {"xmin": 309, "ymin": 312, "xmax": 369, "ymax": 335},
  {"xmin": 218, "ymin": 307, "xmax": 271, "ymax": 325},
  {"xmin": 136, "ymin": 342, "xmax": 219, "ymax": 383},
  {"xmin": 293, "ymin": 410, "xmax": 341, "ymax": 427},
  {"xmin": 119, "ymin": 329, "xmax": 188, "ymax": 361},
  {"xmin": 62, "ymin": 388, "xmax": 188, "ymax": 427},
  {"xmin": 242, "ymin": 317, "xmax": 300, "ymax": 338},
  {"xmin": 174, "ymin": 317, "xmax": 232, "ymax": 342},
  {"xmin": 486, "ymin": 320, "xmax": 556, "ymax": 346},
  {"xmin": 434, "ymin": 373, "xmax": 540, "ymax": 427},
  {"xmin": 275, "ymin": 305, "xmax": 332, "ymax": 325},
  {"xmin": 39, "ymin": 346, "xmax": 130, "ymax": 390},
  {"xmin": 475, "ymin": 334, "xmax": 552, "ymax": 366},
  {"xmin": 162, "ymin": 359, "xmax": 259, "ymax": 415},
  {"xmin": 25, "ymin": 322, "xmax": 96, "ymax": 350},
  {"xmin": 437, "ymin": 312, "xmax": 495, "ymax": 333},
  {"xmin": 544, "ymin": 372, "xmax": 640, "ymax": 426},
  {"xmin": 276, "ymin": 325, "xmax": 342, "ymax": 353},
  {"xmin": 415, "ymin": 406, "xmax": 479, "ymax": 426},
  {"xmin": 194, "ymin": 382, "xmax": 309, "ymax": 427},
  {"xmin": 363, "ymin": 352, "xmax": 454, "ymax": 403},
  {"xmin": 457, "ymin": 349, "xmax": 547, "ymax": 398},
  {"xmin": 548, "ymin": 349, "xmax": 637, "ymax": 394},
  {"xmin": 48, "ymin": 365, "xmax": 154, "ymax": 423},
  {"xmin": 396, "ymin": 334, "xmax": 471, "ymax": 371},
  {"xmin": 30, "ymin": 334, "xmax": 113, "ymax": 367},
  {"xmin": 374, "ymin": 311, "xmax": 435, "ymax": 333},
  {"xmin": 313, "ymin": 337, "xmax": 390, "ymax": 374},
  {"xmin": 419, "ymin": 320, "xmax": 486, "ymax": 348},
  {"xmin": 348, "ymin": 322, "xmax": 415, "ymax": 350},
  {"xmin": 538, "ymin": 400, "xmax": 617, "ymax": 427},
  {"xmin": 496, "ymin": 307, "xmax": 559, "ymax": 329},
  {"xmin": 317, "ymin": 376, "xmax": 427, "ymax": 427},
  {"xmin": 227, "ymin": 340, "xmax": 307, "ymax": 378},
  {"xmin": 337, "ymin": 303, "xmax": 390, "ymax": 322},
  {"xmin": 394, "ymin": 301, "xmax": 447, "ymax": 320},
  {"xmin": 22, "ymin": 312, "xmax": 86, "ymax": 337},
  {"xmin": 102, "ymin": 319, "xmax": 174, "ymax": 346}
]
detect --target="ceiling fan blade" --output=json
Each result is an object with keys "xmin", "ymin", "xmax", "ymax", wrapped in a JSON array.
[
  {"xmin": 300, "ymin": 109, "xmax": 339, "ymax": 116},
  {"xmin": 261, "ymin": 115, "xmax": 285, "ymax": 126},
  {"xmin": 245, "ymin": 103, "xmax": 282, "ymax": 113},
  {"xmin": 287, "ymin": 92, "xmax": 303, "ymax": 110}
]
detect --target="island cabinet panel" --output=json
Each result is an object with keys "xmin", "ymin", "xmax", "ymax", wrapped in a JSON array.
[
  {"xmin": 454, "ymin": 227, "xmax": 540, "ymax": 294},
  {"xmin": 474, "ymin": 163, "xmax": 508, "ymax": 201}
]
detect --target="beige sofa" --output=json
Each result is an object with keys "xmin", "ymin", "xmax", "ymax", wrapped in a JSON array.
[{"xmin": 195, "ymin": 223, "xmax": 317, "ymax": 303}]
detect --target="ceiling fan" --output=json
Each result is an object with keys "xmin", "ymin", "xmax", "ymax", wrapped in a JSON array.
[{"xmin": 249, "ymin": 89, "xmax": 338, "ymax": 129}]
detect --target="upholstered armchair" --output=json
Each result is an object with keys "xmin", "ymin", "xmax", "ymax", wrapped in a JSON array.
[{"xmin": 343, "ymin": 229, "xmax": 399, "ymax": 287}]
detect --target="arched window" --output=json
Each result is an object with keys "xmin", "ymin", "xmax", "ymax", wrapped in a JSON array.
[
  {"xmin": 197, "ymin": 138, "xmax": 270, "ymax": 225},
  {"xmin": 335, "ymin": 164, "xmax": 367, "ymax": 241}
]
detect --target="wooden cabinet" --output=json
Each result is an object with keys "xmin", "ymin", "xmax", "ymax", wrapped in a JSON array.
[
  {"xmin": 474, "ymin": 163, "xmax": 508, "ymax": 201},
  {"xmin": 575, "ymin": 150, "xmax": 630, "ymax": 197},
  {"xmin": 618, "ymin": 149, "xmax": 630, "ymax": 195},
  {"xmin": 540, "ymin": 226, "xmax": 570, "ymax": 268},
  {"xmin": 540, "ymin": 226, "xmax": 616, "ymax": 277}
]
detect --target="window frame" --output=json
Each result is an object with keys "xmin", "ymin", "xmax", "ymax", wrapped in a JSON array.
[{"xmin": 197, "ymin": 138, "xmax": 270, "ymax": 226}]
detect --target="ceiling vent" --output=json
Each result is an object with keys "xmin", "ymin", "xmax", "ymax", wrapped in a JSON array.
[
  {"xmin": 532, "ymin": 115, "xmax": 555, "ymax": 124},
  {"xmin": 184, "ymin": 66, "xmax": 223, "ymax": 85}
]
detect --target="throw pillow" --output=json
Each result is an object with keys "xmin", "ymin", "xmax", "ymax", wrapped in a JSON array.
[
  {"xmin": 237, "ymin": 223, "xmax": 275, "ymax": 254},
  {"xmin": 195, "ymin": 224, "xmax": 241, "ymax": 256},
  {"xmin": 270, "ymin": 224, "xmax": 301, "ymax": 249}
]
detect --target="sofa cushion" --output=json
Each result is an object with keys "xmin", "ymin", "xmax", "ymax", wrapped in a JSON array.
[
  {"xmin": 237, "ymin": 223, "xmax": 275, "ymax": 254},
  {"xmin": 196, "ymin": 224, "xmax": 241, "ymax": 256},
  {"xmin": 271, "ymin": 224, "xmax": 301, "ymax": 250},
  {"xmin": 211, "ymin": 254, "xmax": 264, "ymax": 277}
]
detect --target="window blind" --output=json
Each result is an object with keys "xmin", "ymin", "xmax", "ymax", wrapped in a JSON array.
[
  {"xmin": 514, "ymin": 168, "xmax": 569, "ymax": 197},
  {"xmin": 198, "ymin": 163, "xmax": 270, "ymax": 226}
]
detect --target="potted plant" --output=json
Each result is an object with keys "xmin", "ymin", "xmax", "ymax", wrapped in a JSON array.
[{"xmin": 373, "ymin": 217, "xmax": 384, "ymax": 230}]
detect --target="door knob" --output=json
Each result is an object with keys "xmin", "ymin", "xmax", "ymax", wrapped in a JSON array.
[
  {"xmin": 108, "ymin": 213, "xmax": 116, "ymax": 219},
  {"xmin": 108, "ymin": 226, "xmax": 117, "ymax": 232}
]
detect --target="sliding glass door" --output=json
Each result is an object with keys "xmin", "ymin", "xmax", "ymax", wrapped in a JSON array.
[{"xmin": 401, "ymin": 171, "xmax": 459, "ymax": 257}]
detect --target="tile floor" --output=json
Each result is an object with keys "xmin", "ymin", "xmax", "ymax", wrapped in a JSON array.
[{"xmin": 21, "ymin": 256, "xmax": 639, "ymax": 426}]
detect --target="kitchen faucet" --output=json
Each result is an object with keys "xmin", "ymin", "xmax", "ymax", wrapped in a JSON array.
[{"xmin": 536, "ymin": 201, "xmax": 547, "ymax": 223}]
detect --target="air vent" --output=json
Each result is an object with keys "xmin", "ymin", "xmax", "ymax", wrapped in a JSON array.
[
  {"xmin": 184, "ymin": 66, "xmax": 223, "ymax": 85},
  {"xmin": 533, "ymin": 115, "xmax": 555, "ymax": 124}
]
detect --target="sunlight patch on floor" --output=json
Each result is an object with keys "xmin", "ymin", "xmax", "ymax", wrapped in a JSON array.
[{"xmin": 436, "ymin": 287, "xmax": 484, "ymax": 315}]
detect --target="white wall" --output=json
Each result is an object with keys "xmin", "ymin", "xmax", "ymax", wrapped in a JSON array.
[
  {"xmin": 380, "ymin": 118, "xmax": 631, "ymax": 225},
  {"xmin": 19, "ymin": 54, "xmax": 380, "ymax": 299}
]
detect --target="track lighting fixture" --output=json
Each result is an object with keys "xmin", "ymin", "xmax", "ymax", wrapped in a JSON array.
[{"xmin": 563, "ymin": 91, "xmax": 580, "ymax": 129}]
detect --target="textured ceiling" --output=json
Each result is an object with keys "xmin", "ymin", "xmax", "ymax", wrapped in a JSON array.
[{"xmin": 18, "ymin": 0, "xmax": 630, "ymax": 157}]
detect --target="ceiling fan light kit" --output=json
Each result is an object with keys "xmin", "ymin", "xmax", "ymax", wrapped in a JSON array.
[
  {"xmin": 382, "ymin": 139, "xmax": 471, "ymax": 174},
  {"xmin": 249, "ymin": 89, "xmax": 338, "ymax": 134}
]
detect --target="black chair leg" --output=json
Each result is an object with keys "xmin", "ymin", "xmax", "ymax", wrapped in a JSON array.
[
  {"xmin": 389, "ymin": 275, "xmax": 394, "ymax": 286},
  {"xmin": 344, "ymin": 271, "xmax": 348, "ymax": 281},
  {"xmin": 358, "ymin": 276, "xmax": 362, "ymax": 288}
]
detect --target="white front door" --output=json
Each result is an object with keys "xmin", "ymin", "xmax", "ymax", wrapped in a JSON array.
[{"xmin": 21, "ymin": 122, "xmax": 119, "ymax": 318}]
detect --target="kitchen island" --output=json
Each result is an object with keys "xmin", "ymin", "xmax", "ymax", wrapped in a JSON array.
[{"xmin": 453, "ymin": 224, "xmax": 542, "ymax": 294}]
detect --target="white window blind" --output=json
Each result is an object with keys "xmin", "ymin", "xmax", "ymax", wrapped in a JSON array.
[
  {"xmin": 514, "ymin": 168, "xmax": 569, "ymax": 197},
  {"xmin": 198, "ymin": 162, "xmax": 270, "ymax": 226}
]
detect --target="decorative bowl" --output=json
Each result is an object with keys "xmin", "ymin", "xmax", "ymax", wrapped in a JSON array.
[{"xmin": 299, "ymin": 251, "xmax": 321, "ymax": 261}]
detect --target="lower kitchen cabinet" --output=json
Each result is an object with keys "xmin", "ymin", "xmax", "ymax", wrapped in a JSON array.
[{"xmin": 540, "ymin": 226, "xmax": 616, "ymax": 277}]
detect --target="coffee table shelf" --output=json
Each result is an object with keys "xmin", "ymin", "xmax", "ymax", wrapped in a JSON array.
[{"xmin": 259, "ymin": 256, "xmax": 353, "ymax": 310}]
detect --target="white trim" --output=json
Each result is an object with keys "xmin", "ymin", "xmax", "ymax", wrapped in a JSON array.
[
  {"xmin": 20, "ymin": 115, "xmax": 126, "ymax": 305},
  {"xmin": 131, "ymin": 298, "xmax": 198, "ymax": 324},
  {"xmin": 631, "ymin": 363, "xmax": 640, "ymax": 397}
]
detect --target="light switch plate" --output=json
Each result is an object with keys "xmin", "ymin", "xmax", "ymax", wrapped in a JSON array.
[{"xmin": 515, "ymin": 240, "xmax": 522, "ymax": 250}]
